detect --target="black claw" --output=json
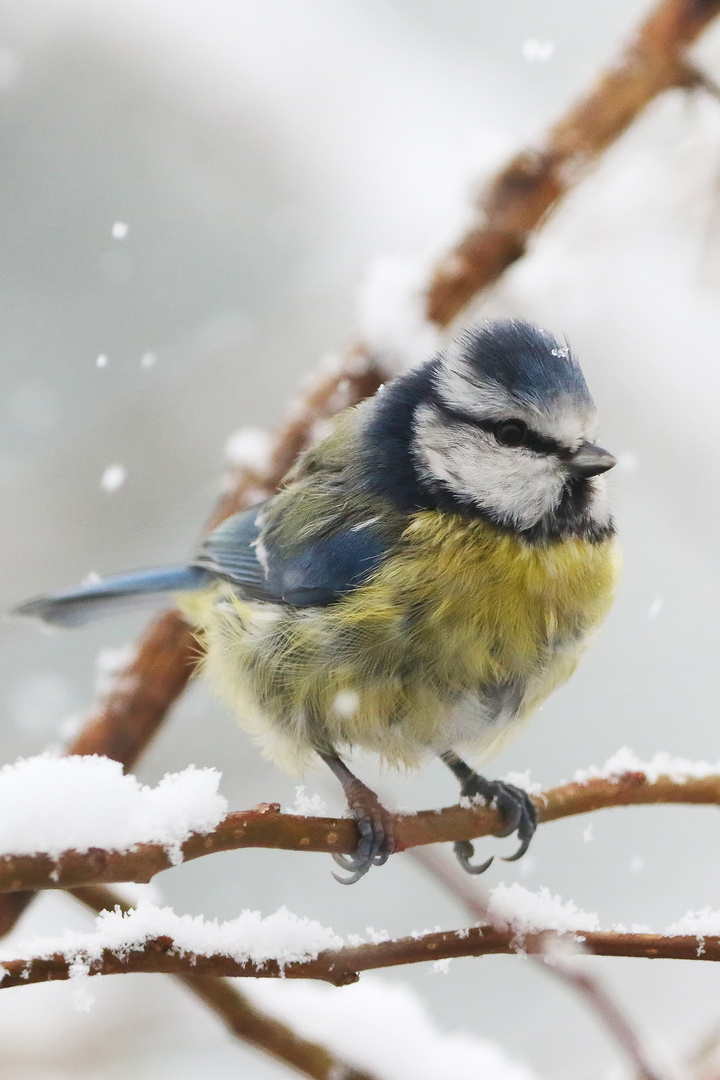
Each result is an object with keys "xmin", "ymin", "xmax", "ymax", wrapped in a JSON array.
[
  {"xmin": 332, "ymin": 852, "xmax": 365, "ymax": 872},
  {"xmin": 493, "ymin": 816, "xmax": 520, "ymax": 839},
  {"xmin": 331, "ymin": 808, "xmax": 393, "ymax": 883},
  {"xmin": 453, "ymin": 775, "xmax": 537, "ymax": 874},
  {"xmin": 453, "ymin": 839, "xmax": 494, "ymax": 875},
  {"xmin": 503, "ymin": 836, "xmax": 531, "ymax": 862},
  {"xmin": 332, "ymin": 864, "xmax": 371, "ymax": 885}
]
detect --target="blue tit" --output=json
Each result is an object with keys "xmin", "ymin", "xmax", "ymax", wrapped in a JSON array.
[{"xmin": 14, "ymin": 319, "xmax": 619, "ymax": 883}]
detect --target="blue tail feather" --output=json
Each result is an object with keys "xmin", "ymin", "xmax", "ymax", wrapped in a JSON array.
[{"xmin": 11, "ymin": 565, "xmax": 212, "ymax": 629}]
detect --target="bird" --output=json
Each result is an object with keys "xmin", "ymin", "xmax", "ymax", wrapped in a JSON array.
[{"xmin": 13, "ymin": 319, "xmax": 619, "ymax": 883}]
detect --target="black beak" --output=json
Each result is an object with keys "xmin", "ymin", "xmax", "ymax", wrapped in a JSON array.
[{"xmin": 566, "ymin": 442, "xmax": 617, "ymax": 479}]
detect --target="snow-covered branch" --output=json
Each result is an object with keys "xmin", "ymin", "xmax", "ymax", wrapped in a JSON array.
[
  {"xmin": 2, "ymin": 920, "xmax": 720, "ymax": 994},
  {"xmin": 0, "ymin": 752, "xmax": 718, "ymax": 893}
]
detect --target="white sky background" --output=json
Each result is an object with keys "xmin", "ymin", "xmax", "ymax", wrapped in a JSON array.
[{"xmin": 1, "ymin": 0, "xmax": 720, "ymax": 1076}]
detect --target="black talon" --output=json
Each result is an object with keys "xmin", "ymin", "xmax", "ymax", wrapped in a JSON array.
[
  {"xmin": 331, "ymin": 813, "xmax": 391, "ymax": 883},
  {"xmin": 493, "ymin": 817, "xmax": 520, "ymax": 839},
  {"xmin": 332, "ymin": 852, "xmax": 365, "ymax": 871},
  {"xmin": 503, "ymin": 835, "xmax": 531, "ymax": 863},
  {"xmin": 333, "ymin": 864, "xmax": 371, "ymax": 886},
  {"xmin": 453, "ymin": 840, "xmax": 494, "ymax": 875},
  {"xmin": 440, "ymin": 752, "xmax": 537, "ymax": 874}
]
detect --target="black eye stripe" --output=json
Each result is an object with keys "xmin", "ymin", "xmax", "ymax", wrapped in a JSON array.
[{"xmin": 427, "ymin": 395, "xmax": 564, "ymax": 455}]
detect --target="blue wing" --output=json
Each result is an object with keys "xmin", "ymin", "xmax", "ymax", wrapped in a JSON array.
[
  {"xmin": 194, "ymin": 508, "xmax": 389, "ymax": 607},
  {"xmin": 12, "ymin": 509, "xmax": 391, "ymax": 628}
]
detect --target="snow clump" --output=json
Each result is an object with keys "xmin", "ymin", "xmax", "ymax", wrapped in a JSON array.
[
  {"xmin": 572, "ymin": 746, "xmax": 720, "ymax": 785},
  {"xmin": 665, "ymin": 907, "xmax": 720, "ymax": 937},
  {"xmin": 0, "ymin": 754, "xmax": 227, "ymax": 863},
  {"xmin": 0, "ymin": 901, "xmax": 342, "ymax": 971},
  {"xmin": 488, "ymin": 882, "xmax": 600, "ymax": 937}
]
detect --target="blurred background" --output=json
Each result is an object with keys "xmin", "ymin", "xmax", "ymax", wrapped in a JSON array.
[{"xmin": 1, "ymin": 0, "xmax": 720, "ymax": 1076}]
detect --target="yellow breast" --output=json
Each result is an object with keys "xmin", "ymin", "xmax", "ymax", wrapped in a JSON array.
[{"xmin": 183, "ymin": 511, "xmax": 619, "ymax": 772}]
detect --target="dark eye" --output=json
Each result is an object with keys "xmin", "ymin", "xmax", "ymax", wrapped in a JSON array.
[{"xmin": 494, "ymin": 420, "xmax": 528, "ymax": 447}]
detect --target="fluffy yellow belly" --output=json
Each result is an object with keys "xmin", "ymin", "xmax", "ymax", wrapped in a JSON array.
[{"xmin": 180, "ymin": 512, "xmax": 619, "ymax": 773}]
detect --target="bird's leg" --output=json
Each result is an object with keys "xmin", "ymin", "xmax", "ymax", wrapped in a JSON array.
[
  {"xmin": 440, "ymin": 751, "xmax": 537, "ymax": 874},
  {"xmin": 319, "ymin": 751, "xmax": 395, "ymax": 885}
]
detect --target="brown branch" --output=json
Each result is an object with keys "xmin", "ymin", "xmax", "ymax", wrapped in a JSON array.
[
  {"xmin": 70, "ymin": 887, "xmax": 378, "ymax": 1080},
  {"xmin": 178, "ymin": 974, "xmax": 377, "ymax": 1080},
  {"xmin": 426, "ymin": 0, "xmax": 720, "ymax": 324},
  {"xmin": 0, "ymin": 769, "xmax": 716, "ymax": 894},
  {"xmin": 0, "ymin": 924, "xmax": 717, "ymax": 993}
]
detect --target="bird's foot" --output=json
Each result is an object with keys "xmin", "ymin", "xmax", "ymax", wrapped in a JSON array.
[
  {"xmin": 454, "ymin": 775, "xmax": 537, "ymax": 875},
  {"xmin": 332, "ymin": 778, "xmax": 395, "ymax": 885}
]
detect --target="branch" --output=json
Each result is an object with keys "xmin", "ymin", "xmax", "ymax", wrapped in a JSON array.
[
  {"xmin": 0, "ymin": 769, "xmax": 716, "ymax": 893},
  {"xmin": 71, "ymin": 887, "xmax": 378, "ymax": 1080},
  {"xmin": 177, "ymin": 973, "xmax": 377, "ymax": 1080},
  {"xmin": 426, "ymin": 0, "xmax": 720, "ymax": 323},
  {"xmin": 1, "ymin": 924, "xmax": 717, "ymax": 992}
]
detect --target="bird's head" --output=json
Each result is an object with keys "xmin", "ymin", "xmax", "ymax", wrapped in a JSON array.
[{"xmin": 365, "ymin": 319, "xmax": 616, "ymax": 542}]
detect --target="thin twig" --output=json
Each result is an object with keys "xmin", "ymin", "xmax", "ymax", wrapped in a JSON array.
[
  {"xmin": 0, "ymin": 923, "xmax": 717, "ymax": 992},
  {"xmin": 71, "ymin": 886, "xmax": 378, "ymax": 1080},
  {"xmin": 0, "ymin": 769, "xmax": 717, "ymax": 893},
  {"xmin": 425, "ymin": 0, "xmax": 720, "ymax": 323}
]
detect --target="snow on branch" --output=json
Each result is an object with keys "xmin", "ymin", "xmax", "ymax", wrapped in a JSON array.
[
  {"xmin": 72, "ymin": 885, "xmax": 379, "ymax": 1080},
  {"xmin": 0, "ymin": 755, "xmax": 227, "ymax": 866},
  {"xmin": 0, "ymin": 751, "xmax": 719, "ymax": 893},
  {"xmin": 3, "ymin": 887, "xmax": 720, "ymax": 994}
]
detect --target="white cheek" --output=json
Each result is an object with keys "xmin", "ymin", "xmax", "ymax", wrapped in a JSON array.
[
  {"xmin": 459, "ymin": 447, "xmax": 564, "ymax": 530},
  {"xmin": 586, "ymin": 474, "xmax": 613, "ymax": 528},
  {"xmin": 414, "ymin": 408, "xmax": 564, "ymax": 530}
]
